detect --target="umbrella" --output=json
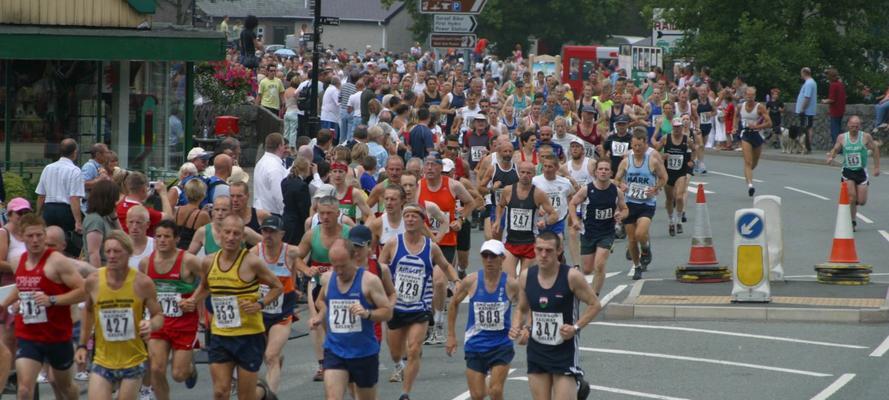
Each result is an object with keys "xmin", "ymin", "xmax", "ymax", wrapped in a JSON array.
[{"xmin": 275, "ymin": 48, "xmax": 296, "ymax": 57}]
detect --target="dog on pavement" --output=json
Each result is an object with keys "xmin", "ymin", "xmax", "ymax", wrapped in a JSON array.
[{"xmin": 782, "ymin": 126, "xmax": 806, "ymax": 154}]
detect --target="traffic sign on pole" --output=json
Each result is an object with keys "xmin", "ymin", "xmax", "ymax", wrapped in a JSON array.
[
  {"xmin": 319, "ymin": 16, "xmax": 340, "ymax": 26},
  {"xmin": 419, "ymin": 0, "xmax": 487, "ymax": 14},
  {"xmin": 433, "ymin": 14, "xmax": 477, "ymax": 33},
  {"xmin": 732, "ymin": 208, "xmax": 770, "ymax": 303},
  {"xmin": 430, "ymin": 33, "xmax": 477, "ymax": 49}
]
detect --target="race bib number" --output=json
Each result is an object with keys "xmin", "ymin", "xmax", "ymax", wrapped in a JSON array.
[
  {"xmin": 470, "ymin": 146, "xmax": 486, "ymax": 162},
  {"xmin": 18, "ymin": 292, "xmax": 47, "ymax": 324},
  {"xmin": 611, "ymin": 141, "xmax": 629, "ymax": 157},
  {"xmin": 584, "ymin": 143, "xmax": 597, "ymax": 159},
  {"xmin": 259, "ymin": 284, "xmax": 283, "ymax": 314},
  {"xmin": 509, "ymin": 208, "xmax": 533, "ymax": 231},
  {"xmin": 395, "ymin": 266, "xmax": 424, "ymax": 304},
  {"xmin": 211, "ymin": 296, "xmax": 242, "ymax": 329},
  {"xmin": 531, "ymin": 311, "xmax": 563, "ymax": 346},
  {"xmin": 474, "ymin": 301, "xmax": 507, "ymax": 331},
  {"xmin": 430, "ymin": 212, "xmax": 449, "ymax": 233},
  {"xmin": 548, "ymin": 192, "xmax": 562, "ymax": 210},
  {"xmin": 595, "ymin": 208, "xmax": 613, "ymax": 220},
  {"xmin": 99, "ymin": 308, "xmax": 136, "ymax": 341},
  {"xmin": 667, "ymin": 154, "xmax": 684, "ymax": 171},
  {"xmin": 157, "ymin": 292, "xmax": 183, "ymax": 318},
  {"xmin": 627, "ymin": 183, "xmax": 650, "ymax": 200},
  {"xmin": 700, "ymin": 112, "xmax": 712, "ymax": 124},
  {"xmin": 329, "ymin": 299, "xmax": 361, "ymax": 333},
  {"xmin": 845, "ymin": 152, "xmax": 862, "ymax": 168}
]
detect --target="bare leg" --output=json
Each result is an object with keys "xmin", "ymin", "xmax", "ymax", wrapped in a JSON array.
[
  {"xmin": 567, "ymin": 221, "xmax": 581, "ymax": 266},
  {"xmin": 551, "ymin": 375, "xmax": 578, "ymax": 400},
  {"xmin": 14, "ymin": 357, "xmax": 42, "ymax": 400},
  {"xmin": 322, "ymin": 369, "xmax": 349, "ymax": 400},
  {"xmin": 149, "ymin": 339, "xmax": 172, "ymax": 400},
  {"xmin": 401, "ymin": 322, "xmax": 428, "ymax": 395},
  {"xmin": 465, "ymin": 369, "xmax": 487, "ymax": 400},
  {"xmin": 502, "ymin": 252, "xmax": 520, "ymax": 280},
  {"xmin": 236, "ymin": 367, "xmax": 259, "ymax": 400},
  {"xmin": 210, "ymin": 362, "xmax": 235, "ymax": 400},
  {"xmin": 626, "ymin": 223, "xmax": 639, "ymax": 266},
  {"xmin": 847, "ymin": 180, "xmax": 858, "ymax": 220},
  {"xmin": 117, "ymin": 377, "xmax": 143, "ymax": 400},
  {"xmin": 486, "ymin": 363, "xmax": 510, "ymax": 400},
  {"xmin": 592, "ymin": 247, "xmax": 610, "ymax": 295},
  {"xmin": 527, "ymin": 373, "xmax": 553, "ymax": 400},
  {"xmin": 264, "ymin": 322, "xmax": 291, "ymax": 392},
  {"xmin": 87, "ymin": 372, "xmax": 114, "ymax": 400}
]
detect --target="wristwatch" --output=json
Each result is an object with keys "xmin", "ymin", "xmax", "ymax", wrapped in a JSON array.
[
  {"xmin": 573, "ymin": 323, "xmax": 581, "ymax": 333},
  {"xmin": 49, "ymin": 295, "xmax": 57, "ymax": 306},
  {"xmin": 257, "ymin": 298, "xmax": 265, "ymax": 308}
]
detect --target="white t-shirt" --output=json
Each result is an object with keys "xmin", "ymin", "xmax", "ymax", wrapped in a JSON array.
[
  {"xmin": 128, "ymin": 238, "xmax": 155, "ymax": 270},
  {"xmin": 532, "ymin": 175, "xmax": 574, "ymax": 221},
  {"xmin": 320, "ymin": 85, "xmax": 341, "ymax": 122},
  {"xmin": 458, "ymin": 105, "xmax": 482, "ymax": 133},
  {"xmin": 295, "ymin": 80, "xmax": 325, "ymax": 116},
  {"xmin": 348, "ymin": 91, "xmax": 363, "ymax": 118}
]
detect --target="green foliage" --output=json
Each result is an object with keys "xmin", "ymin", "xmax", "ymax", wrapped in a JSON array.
[
  {"xmin": 383, "ymin": 0, "xmax": 624, "ymax": 57},
  {"xmin": 649, "ymin": 0, "xmax": 889, "ymax": 102},
  {"xmin": 3, "ymin": 172, "xmax": 34, "ymax": 203}
]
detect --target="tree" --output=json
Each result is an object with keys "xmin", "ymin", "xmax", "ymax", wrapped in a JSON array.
[
  {"xmin": 645, "ymin": 0, "xmax": 889, "ymax": 102},
  {"xmin": 382, "ymin": 0, "xmax": 624, "ymax": 57}
]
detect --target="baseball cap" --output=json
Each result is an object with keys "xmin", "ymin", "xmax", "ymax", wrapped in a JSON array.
[
  {"xmin": 570, "ymin": 137, "xmax": 585, "ymax": 147},
  {"xmin": 259, "ymin": 215, "xmax": 284, "ymax": 231},
  {"xmin": 479, "ymin": 240, "xmax": 506, "ymax": 256},
  {"xmin": 186, "ymin": 147, "xmax": 212, "ymax": 161},
  {"xmin": 672, "ymin": 117, "xmax": 684, "ymax": 126},
  {"xmin": 473, "ymin": 113, "xmax": 487, "ymax": 121},
  {"xmin": 7, "ymin": 198, "xmax": 31, "ymax": 213},
  {"xmin": 515, "ymin": 81, "xmax": 525, "ymax": 88},
  {"xmin": 615, "ymin": 114, "xmax": 630, "ymax": 124},
  {"xmin": 348, "ymin": 225, "xmax": 372, "ymax": 247},
  {"xmin": 442, "ymin": 158, "xmax": 455, "ymax": 173},
  {"xmin": 314, "ymin": 183, "xmax": 337, "ymax": 199}
]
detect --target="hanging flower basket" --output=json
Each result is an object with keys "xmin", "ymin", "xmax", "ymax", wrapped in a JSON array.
[{"xmin": 195, "ymin": 61, "xmax": 257, "ymax": 109}]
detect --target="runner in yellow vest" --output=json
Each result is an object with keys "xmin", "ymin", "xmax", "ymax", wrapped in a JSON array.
[{"xmin": 76, "ymin": 230, "xmax": 164, "ymax": 400}]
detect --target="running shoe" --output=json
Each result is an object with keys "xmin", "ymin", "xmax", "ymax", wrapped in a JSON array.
[
  {"xmin": 669, "ymin": 223, "xmax": 676, "ymax": 237},
  {"xmin": 138, "ymin": 385, "xmax": 153, "ymax": 400},
  {"xmin": 681, "ymin": 212, "xmax": 687, "ymax": 223},
  {"xmin": 399, "ymin": 394, "xmax": 411, "ymax": 400},
  {"xmin": 700, "ymin": 161, "xmax": 708, "ymax": 174},
  {"xmin": 457, "ymin": 267, "xmax": 467, "ymax": 280},
  {"xmin": 693, "ymin": 160, "xmax": 701, "ymax": 174},
  {"xmin": 632, "ymin": 266, "xmax": 643, "ymax": 280},
  {"xmin": 312, "ymin": 366, "xmax": 325, "ymax": 382},
  {"xmin": 424, "ymin": 325, "xmax": 445, "ymax": 345},
  {"xmin": 185, "ymin": 360, "xmax": 199, "ymax": 389},
  {"xmin": 676, "ymin": 223, "xmax": 683, "ymax": 234},
  {"xmin": 577, "ymin": 377, "xmax": 591, "ymax": 400},
  {"xmin": 640, "ymin": 246, "xmax": 652, "ymax": 269},
  {"xmin": 74, "ymin": 371, "xmax": 89, "ymax": 382},
  {"xmin": 389, "ymin": 363, "xmax": 404, "ymax": 382},
  {"xmin": 852, "ymin": 221, "xmax": 857, "ymax": 232},
  {"xmin": 257, "ymin": 378, "xmax": 278, "ymax": 400},
  {"xmin": 36, "ymin": 372, "xmax": 48, "ymax": 384},
  {"xmin": 748, "ymin": 186, "xmax": 755, "ymax": 197}
]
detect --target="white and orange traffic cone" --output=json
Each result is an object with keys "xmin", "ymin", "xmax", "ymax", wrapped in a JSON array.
[
  {"xmin": 676, "ymin": 184, "xmax": 730, "ymax": 283},
  {"xmin": 815, "ymin": 183, "xmax": 871, "ymax": 284}
]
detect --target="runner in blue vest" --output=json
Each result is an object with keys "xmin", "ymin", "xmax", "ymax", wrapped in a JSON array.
[
  {"xmin": 445, "ymin": 240, "xmax": 518, "ymax": 400},
  {"xmin": 311, "ymin": 239, "xmax": 392, "ymax": 400}
]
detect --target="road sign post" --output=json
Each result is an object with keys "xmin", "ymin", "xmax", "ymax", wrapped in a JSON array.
[
  {"xmin": 732, "ymin": 209, "xmax": 770, "ymax": 302},
  {"xmin": 754, "ymin": 195, "xmax": 785, "ymax": 281},
  {"xmin": 430, "ymin": 33, "xmax": 477, "ymax": 49},
  {"xmin": 419, "ymin": 0, "xmax": 488, "ymax": 14},
  {"xmin": 433, "ymin": 14, "xmax": 477, "ymax": 33}
]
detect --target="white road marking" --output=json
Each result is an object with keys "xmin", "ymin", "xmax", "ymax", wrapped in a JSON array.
[
  {"xmin": 452, "ymin": 369, "xmax": 517, "ymax": 399},
  {"xmin": 599, "ymin": 285, "xmax": 628, "ymax": 307},
  {"xmin": 709, "ymin": 170, "xmax": 764, "ymax": 182},
  {"xmin": 869, "ymin": 335, "xmax": 889, "ymax": 357},
  {"xmin": 810, "ymin": 373, "xmax": 855, "ymax": 400},
  {"xmin": 856, "ymin": 212, "xmax": 874, "ymax": 224},
  {"xmin": 879, "ymin": 230, "xmax": 889, "ymax": 244},
  {"xmin": 508, "ymin": 377, "xmax": 690, "ymax": 400},
  {"xmin": 585, "ymin": 271, "xmax": 623, "ymax": 284},
  {"xmin": 589, "ymin": 322, "xmax": 868, "ymax": 349},
  {"xmin": 579, "ymin": 347, "xmax": 832, "ymax": 377},
  {"xmin": 686, "ymin": 185, "xmax": 715, "ymax": 195},
  {"xmin": 784, "ymin": 186, "xmax": 830, "ymax": 200}
]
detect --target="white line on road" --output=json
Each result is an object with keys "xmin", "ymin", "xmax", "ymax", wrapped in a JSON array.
[
  {"xmin": 810, "ymin": 373, "xmax": 855, "ymax": 400},
  {"xmin": 452, "ymin": 369, "xmax": 517, "ymax": 400},
  {"xmin": 507, "ymin": 377, "xmax": 690, "ymax": 400},
  {"xmin": 869, "ymin": 335, "xmax": 889, "ymax": 357},
  {"xmin": 585, "ymin": 271, "xmax": 623, "ymax": 284},
  {"xmin": 686, "ymin": 185, "xmax": 715, "ymax": 195},
  {"xmin": 856, "ymin": 213, "xmax": 874, "ymax": 224},
  {"xmin": 709, "ymin": 170, "xmax": 764, "ymax": 182},
  {"xmin": 599, "ymin": 285, "xmax": 628, "ymax": 307},
  {"xmin": 784, "ymin": 186, "xmax": 830, "ymax": 200},
  {"xmin": 589, "ymin": 322, "xmax": 868, "ymax": 349},
  {"xmin": 579, "ymin": 347, "xmax": 832, "ymax": 377},
  {"xmin": 879, "ymin": 230, "xmax": 889, "ymax": 244}
]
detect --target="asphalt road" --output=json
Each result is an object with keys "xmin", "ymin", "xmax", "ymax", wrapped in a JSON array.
[{"xmin": 49, "ymin": 153, "xmax": 889, "ymax": 399}]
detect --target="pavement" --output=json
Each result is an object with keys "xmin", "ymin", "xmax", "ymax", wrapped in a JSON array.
[{"xmin": 39, "ymin": 151, "xmax": 889, "ymax": 399}]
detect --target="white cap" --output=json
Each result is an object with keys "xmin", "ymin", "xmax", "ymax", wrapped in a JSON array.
[
  {"xmin": 186, "ymin": 147, "xmax": 212, "ymax": 161},
  {"xmin": 479, "ymin": 240, "xmax": 506, "ymax": 256},
  {"xmin": 442, "ymin": 158, "xmax": 455, "ymax": 173},
  {"xmin": 313, "ymin": 183, "xmax": 337, "ymax": 199},
  {"xmin": 570, "ymin": 137, "xmax": 585, "ymax": 147}
]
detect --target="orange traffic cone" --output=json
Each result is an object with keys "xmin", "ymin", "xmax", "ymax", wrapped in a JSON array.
[
  {"xmin": 688, "ymin": 184, "xmax": 719, "ymax": 265},
  {"xmin": 827, "ymin": 183, "xmax": 859, "ymax": 263}
]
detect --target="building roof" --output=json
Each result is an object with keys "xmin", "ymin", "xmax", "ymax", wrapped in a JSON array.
[{"xmin": 197, "ymin": 0, "xmax": 405, "ymax": 23}]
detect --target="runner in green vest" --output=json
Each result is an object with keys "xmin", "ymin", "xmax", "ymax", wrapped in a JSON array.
[{"xmin": 827, "ymin": 116, "xmax": 881, "ymax": 230}]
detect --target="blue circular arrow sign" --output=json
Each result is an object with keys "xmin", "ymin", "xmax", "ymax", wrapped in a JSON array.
[{"xmin": 736, "ymin": 212, "xmax": 763, "ymax": 239}]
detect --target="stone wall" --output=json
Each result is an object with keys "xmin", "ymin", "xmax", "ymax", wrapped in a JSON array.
[{"xmin": 781, "ymin": 103, "xmax": 887, "ymax": 153}]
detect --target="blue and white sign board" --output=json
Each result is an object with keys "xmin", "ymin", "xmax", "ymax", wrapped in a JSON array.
[
  {"xmin": 754, "ymin": 195, "xmax": 784, "ymax": 281},
  {"xmin": 732, "ymin": 208, "xmax": 770, "ymax": 302}
]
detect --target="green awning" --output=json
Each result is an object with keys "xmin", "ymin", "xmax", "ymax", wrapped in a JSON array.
[{"xmin": 0, "ymin": 25, "xmax": 225, "ymax": 61}]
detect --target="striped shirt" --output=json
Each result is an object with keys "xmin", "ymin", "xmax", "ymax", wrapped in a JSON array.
[
  {"xmin": 338, "ymin": 82, "xmax": 357, "ymax": 109},
  {"xmin": 35, "ymin": 157, "xmax": 85, "ymax": 204}
]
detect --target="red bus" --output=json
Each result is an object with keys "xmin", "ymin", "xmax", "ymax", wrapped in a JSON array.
[{"xmin": 561, "ymin": 45, "xmax": 619, "ymax": 95}]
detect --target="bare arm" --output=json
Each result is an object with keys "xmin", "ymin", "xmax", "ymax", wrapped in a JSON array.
[
  {"xmin": 508, "ymin": 270, "xmax": 530, "ymax": 345},
  {"xmin": 362, "ymin": 274, "xmax": 392, "ymax": 322},
  {"xmin": 136, "ymin": 274, "xmax": 165, "ymax": 334},
  {"xmin": 187, "ymin": 226, "xmax": 206, "ymax": 255},
  {"xmin": 446, "ymin": 273, "xmax": 477, "ymax": 356},
  {"xmin": 86, "ymin": 231, "xmax": 104, "ymax": 267},
  {"xmin": 49, "ymin": 255, "xmax": 87, "ymax": 306},
  {"xmin": 567, "ymin": 268, "xmax": 601, "ymax": 329},
  {"xmin": 431, "ymin": 244, "xmax": 458, "ymax": 283},
  {"xmin": 534, "ymin": 189, "xmax": 559, "ymax": 226}
]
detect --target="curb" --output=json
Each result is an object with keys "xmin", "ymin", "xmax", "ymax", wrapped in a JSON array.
[{"xmin": 602, "ymin": 280, "xmax": 889, "ymax": 324}]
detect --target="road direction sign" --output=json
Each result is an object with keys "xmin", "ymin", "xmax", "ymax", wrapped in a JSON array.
[
  {"xmin": 651, "ymin": 8, "xmax": 683, "ymax": 54},
  {"xmin": 430, "ymin": 33, "xmax": 477, "ymax": 49},
  {"xmin": 433, "ymin": 14, "xmax": 477, "ymax": 33},
  {"xmin": 301, "ymin": 34, "xmax": 313, "ymax": 42},
  {"xmin": 319, "ymin": 16, "xmax": 340, "ymax": 26},
  {"xmin": 736, "ymin": 212, "xmax": 764, "ymax": 240},
  {"xmin": 419, "ymin": 0, "xmax": 487, "ymax": 14}
]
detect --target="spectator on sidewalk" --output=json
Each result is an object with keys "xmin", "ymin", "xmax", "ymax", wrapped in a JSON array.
[
  {"xmin": 875, "ymin": 86, "xmax": 889, "ymax": 132},
  {"xmin": 795, "ymin": 67, "xmax": 817, "ymax": 153},
  {"xmin": 822, "ymin": 68, "xmax": 846, "ymax": 145}
]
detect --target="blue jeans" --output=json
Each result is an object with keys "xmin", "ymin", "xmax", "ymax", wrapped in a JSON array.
[
  {"xmin": 876, "ymin": 101, "xmax": 889, "ymax": 128},
  {"xmin": 340, "ymin": 113, "xmax": 354, "ymax": 144},
  {"xmin": 830, "ymin": 116, "xmax": 843, "ymax": 145}
]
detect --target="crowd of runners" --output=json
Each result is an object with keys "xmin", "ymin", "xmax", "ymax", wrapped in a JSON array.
[{"xmin": 0, "ymin": 38, "xmax": 881, "ymax": 400}]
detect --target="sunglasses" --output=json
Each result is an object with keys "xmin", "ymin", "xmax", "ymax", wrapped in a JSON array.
[{"xmin": 480, "ymin": 253, "xmax": 500, "ymax": 259}]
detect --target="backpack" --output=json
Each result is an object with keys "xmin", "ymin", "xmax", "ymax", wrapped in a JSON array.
[
  {"xmin": 297, "ymin": 84, "xmax": 313, "ymax": 111},
  {"xmin": 176, "ymin": 175, "xmax": 199, "ymax": 206},
  {"xmin": 200, "ymin": 176, "xmax": 227, "ymax": 209}
]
